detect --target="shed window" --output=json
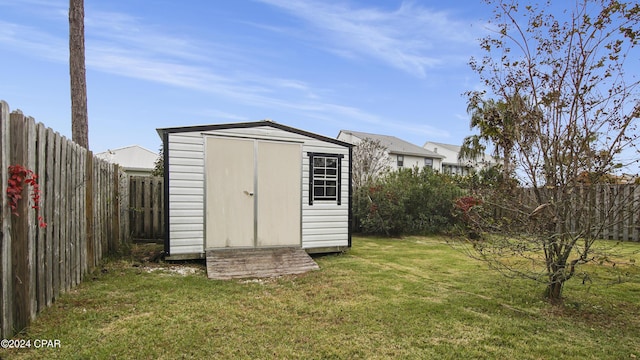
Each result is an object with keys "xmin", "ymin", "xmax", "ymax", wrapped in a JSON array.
[
  {"xmin": 397, "ymin": 155, "xmax": 404, "ymax": 167},
  {"xmin": 308, "ymin": 153, "xmax": 343, "ymax": 205}
]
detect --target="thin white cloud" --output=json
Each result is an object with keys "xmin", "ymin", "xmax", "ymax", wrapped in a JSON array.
[
  {"xmin": 81, "ymin": 9, "xmax": 389, "ymax": 126},
  {"xmin": 0, "ymin": 0, "xmax": 63, "ymax": 6},
  {"xmin": 193, "ymin": 109, "xmax": 251, "ymax": 122},
  {"xmin": 87, "ymin": 11, "xmax": 217, "ymax": 63},
  {"xmin": 0, "ymin": 11, "xmax": 308, "ymax": 104},
  {"xmin": 255, "ymin": 0, "xmax": 479, "ymax": 77},
  {"xmin": 0, "ymin": 1, "xmax": 452, "ymax": 135},
  {"xmin": 0, "ymin": 0, "xmax": 66, "ymax": 15},
  {"xmin": 396, "ymin": 123, "xmax": 450, "ymax": 139},
  {"xmin": 454, "ymin": 113, "xmax": 469, "ymax": 121},
  {"xmin": 84, "ymin": 30, "xmax": 386, "ymax": 127},
  {"xmin": 0, "ymin": 21, "xmax": 67, "ymax": 61}
]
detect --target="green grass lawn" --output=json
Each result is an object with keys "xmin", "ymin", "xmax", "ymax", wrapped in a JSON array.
[{"xmin": 2, "ymin": 236, "xmax": 639, "ymax": 359}]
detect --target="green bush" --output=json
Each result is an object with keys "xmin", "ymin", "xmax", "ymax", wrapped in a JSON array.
[{"xmin": 354, "ymin": 167, "xmax": 464, "ymax": 236}]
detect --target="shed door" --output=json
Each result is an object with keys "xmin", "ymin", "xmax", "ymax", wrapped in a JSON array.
[
  {"xmin": 256, "ymin": 141, "xmax": 301, "ymax": 246},
  {"xmin": 205, "ymin": 137, "xmax": 301, "ymax": 249},
  {"xmin": 206, "ymin": 137, "xmax": 255, "ymax": 248}
]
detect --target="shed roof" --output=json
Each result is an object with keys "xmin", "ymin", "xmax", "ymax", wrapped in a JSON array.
[
  {"xmin": 339, "ymin": 130, "xmax": 443, "ymax": 158},
  {"xmin": 157, "ymin": 120, "xmax": 352, "ymax": 148}
]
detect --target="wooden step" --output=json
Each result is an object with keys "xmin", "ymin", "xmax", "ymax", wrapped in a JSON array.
[{"xmin": 205, "ymin": 247, "xmax": 319, "ymax": 280}]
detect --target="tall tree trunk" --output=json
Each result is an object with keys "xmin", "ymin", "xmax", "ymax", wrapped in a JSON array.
[
  {"xmin": 69, "ymin": 0, "xmax": 89, "ymax": 149},
  {"xmin": 545, "ymin": 276, "xmax": 564, "ymax": 303},
  {"xmin": 502, "ymin": 144, "xmax": 511, "ymax": 186},
  {"xmin": 545, "ymin": 283, "xmax": 563, "ymax": 303}
]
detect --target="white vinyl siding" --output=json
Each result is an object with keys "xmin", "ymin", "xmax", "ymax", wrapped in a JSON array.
[
  {"xmin": 390, "ymin": 154, "xmax": 429, "ymax": 170},
  {"xmin": 167, "ymin": 133, "xmax": 204, "ymax": 255},
  {"xmin": 301, "ymin": 206, "xmax": 349, "ymax": 248},
  {"xmin": 165, "ymin": 125, "xmax": 349, "ymax": 257},
  {"xmin": 301, "ymin": 142, "xmax": 349, "ymax": 248}
]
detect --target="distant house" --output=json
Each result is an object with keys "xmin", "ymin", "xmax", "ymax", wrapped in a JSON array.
[
  {"xmin": 95, "ymin": 145, "xmax": 158, "ymax": 176},
  {"xmin": 338, "ymin": 130, "xmax": 444, "ymax": 171},
  {"xmin": 422, "ymin": 141, "xmax": 496, "ymax": 175}
]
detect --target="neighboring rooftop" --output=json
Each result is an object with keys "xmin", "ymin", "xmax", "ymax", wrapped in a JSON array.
[
  {"xmin": 423, "ymin": 141, "xmax": 463, "ymax": 154},
  {"xmin": 339, "ymin": 130, "xmax": 443, "ymax": 158},
  {"xmin": 95, "ymin": 145, "xmax": 158, "ymax": 172}
]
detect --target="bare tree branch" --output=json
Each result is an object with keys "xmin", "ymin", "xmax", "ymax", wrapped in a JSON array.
[{"xmin": 459, "ymin": 0, "xmax": 640, "ymax": 301}]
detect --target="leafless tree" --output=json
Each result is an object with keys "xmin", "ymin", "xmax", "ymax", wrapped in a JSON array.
[
  {"xmin": 352, "ymin": 138, "xmax": 390, "ymax": 190},
  {"xmin": 459, "ymin": 0, "xmax": 640, "ymax": 301}
]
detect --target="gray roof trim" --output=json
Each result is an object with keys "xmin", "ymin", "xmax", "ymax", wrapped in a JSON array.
[
  {"xmin": 340, "ymin": 130, "xmax": 444, "ymax": 158},
  {"xmin": 157, "ymin": 120, "xmax": 352, "ymax": 148}
]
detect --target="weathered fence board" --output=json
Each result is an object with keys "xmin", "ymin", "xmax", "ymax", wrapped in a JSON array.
[
  {"xmin": 44, "ymin": 128, "xmax": 54, "ymax": 308},
  {"xmin": 119, "ymin": 171, "xmax": 130, "ymax": 245},
  {"xmin": 85, "ymin": 152, "xmax": 94, "ymax": 270},
  {"xmin": 9, "ymin": 111, "xmax": 33, "ymax": 331},
  {"xmin": 129, "ymin": 176, "xmax": 164, "ymax": 242},
  {"xmin": 52, "ymin": 130, "xmax": 62, "ymax": 301},
  {"xmin": 59, "ymin": 136, "xmax": 68, "ymax": 294},
  {"xmin": 0, "ymin": 101, "xmax": 11, "ymax": 337},
  {"xmin": 516, "ymin": 184, "xmax": 640, "ymax": 241},
  {"xmin": 0, "ymin": 100, "xmax": 129, "ymax": 339},
  {"xmin": 36, "ymin": 123, "xmax": 46, "ymax": 313}
]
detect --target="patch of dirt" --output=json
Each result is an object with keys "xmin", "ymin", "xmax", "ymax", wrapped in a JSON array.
[
  {"xmin": 130, "ymin": 243, "xmax": 165, "ymax": 263},
  {"xmin": 541, "ymin": 301, "xmax": 640, "ymax": 330},
  {"xmin": 239, "ymin": 278, "xmax": 275, "ymax": 285},
  {"xmin": 127, "ymin": 243, "xmax": 206, "ymax": 276},
  {"xmin": 142, "ymin": 265, "xmax": 204, "ymax": 276}
]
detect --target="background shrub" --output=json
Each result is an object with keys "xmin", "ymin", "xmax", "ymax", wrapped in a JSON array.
[{"xmin": 353, "ymin": 167, "xmax": 464, "ymax": 236}]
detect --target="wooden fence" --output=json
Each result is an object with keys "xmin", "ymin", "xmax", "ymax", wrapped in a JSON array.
[
  {"xmin": 595, "ymin": 184, "xmax": 640, "ymax": 241},
  {"xmin": 489, "ymin": 184, "xmax": 640, "ymax": 242},
  {"xmin": 129, "ymin": 176, "xmax": 164, "ymax": 242},
  {"xmin": 0, "ymin": 100, "xmax": 129, "ymax": 338}
]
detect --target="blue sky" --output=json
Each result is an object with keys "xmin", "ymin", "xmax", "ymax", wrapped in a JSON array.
[{"xmin": 2, "ymin": 0, "xmax": 493, "ymax": 155}]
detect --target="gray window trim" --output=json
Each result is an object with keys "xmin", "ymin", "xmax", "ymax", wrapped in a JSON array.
[{"xmin": 308, "ymin": 152, "xmax": 343, "ymax": 205}]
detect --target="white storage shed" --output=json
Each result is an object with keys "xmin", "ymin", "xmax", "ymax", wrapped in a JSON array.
[{"xmin": 157, "ymin": 121, "xmax": 352, "ymax": 260}]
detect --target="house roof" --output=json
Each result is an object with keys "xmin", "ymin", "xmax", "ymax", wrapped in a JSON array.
[
  {"xmin": 157, "ymin": 120, "xmax": 352, "ymax": 148},
  {"xmin": 95, "ymin": 145, "xmax": 158, "ymax": 171},
  {"xmin": 424, "ymin": 141, "xmax": 497, "ymax": 166},
  {"xmin": 339, "ymin": 130, "xmax": 443, "ymax": 158},
  {"xmin": 423, "ymin": 141, "xmax": 462, "ymax": 153}
]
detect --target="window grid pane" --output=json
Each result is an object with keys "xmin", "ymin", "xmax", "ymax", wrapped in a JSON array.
[{"xmin": 313, "ymin": 155, "xmax": 338, "ymax": 201}]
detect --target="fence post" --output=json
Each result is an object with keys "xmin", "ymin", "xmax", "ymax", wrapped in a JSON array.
[
  {"xmin": 112, "ymin": 164, "xmax": 121, "ymax": 254},
  {"xmin": 0, "ymin": 101, "xmax": 13, "ymax": 338},
  {"xmin": 9, "ymin": 111, "xmax": 35, "ymax": 332},
  {"xmin": 59, "ymin": 138, "xmax": 68, "ymax": 293},
  {"xmin": 52, "ymin": 131, "xmax": 61, "ymax": 301},
  {"xmin": 85, "ymin": 152, "xmax": 94, "ymax": 268},
  {"xmin": 119, "ymin": 170, "xmax": 130, "ymax": 245},
  {"xmin": 77, "ymin": 144, "xmax": 85, "ymax": 285},
  {"xmin": 152, "ymin": 178, "xmax": 162, "ymax": 239},
  {"xmin": 44, "ymin": 128, "xmax": 54, "ymax": 307},
  {"xmin": 35, "ymin": 123, "xmax": 46, "ymax": 313}
]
